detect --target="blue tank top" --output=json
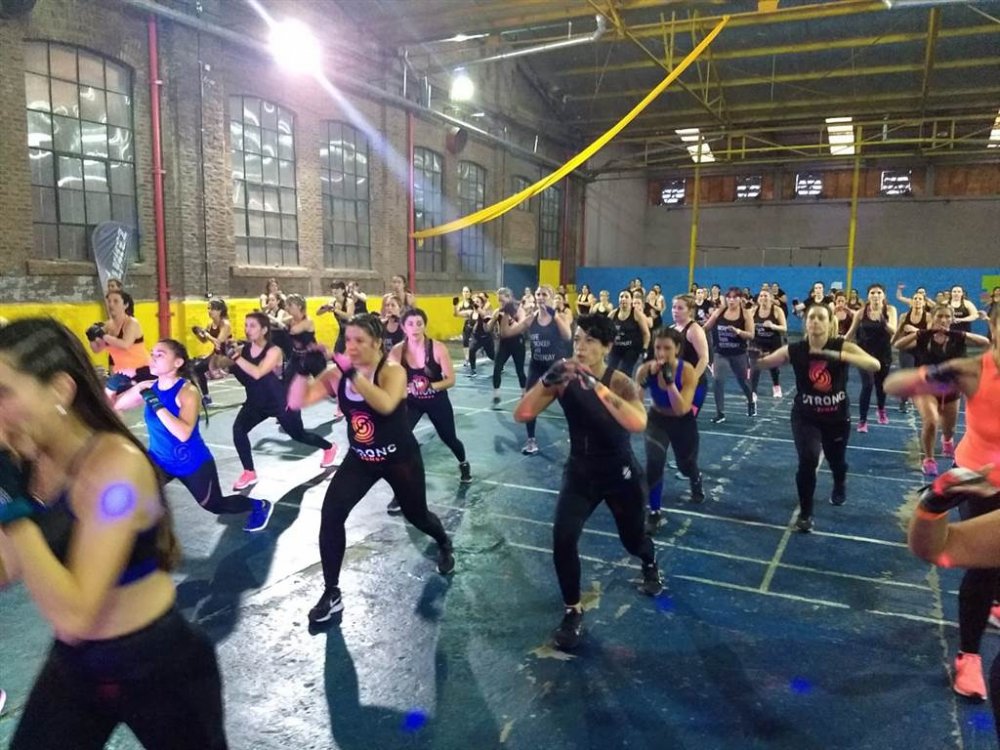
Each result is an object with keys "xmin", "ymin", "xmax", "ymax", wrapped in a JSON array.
[
  {"xmin": 647, "ymin": 361, "xmax": 686, "ymax": 412},
  {"xmin": 146, "ymin": 379, "xmax": 213, "ymax": 476}
]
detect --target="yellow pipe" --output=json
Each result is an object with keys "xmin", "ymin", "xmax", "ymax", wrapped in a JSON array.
[
  {"xmin": 845, "ymin": 128, "xmax": 863, "ymax": 295},
  {"xmin": 688, "ymin": 148, "xmax": 703, "ymax": 290}
]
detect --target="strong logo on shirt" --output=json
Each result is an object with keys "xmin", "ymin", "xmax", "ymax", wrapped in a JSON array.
[
  {"xmin": 407, "ymin": 374, "xmax": 434, "ymax": 399},
  {"xmin": 351, "ymin": 411, "xmax": 376, "ymax": 444},
  {"xmin": 809, "ymin": 359, "xmax": 832, "ymax": 393}
]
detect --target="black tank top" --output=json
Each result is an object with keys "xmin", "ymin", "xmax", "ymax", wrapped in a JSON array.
[
  {"xmin": 856, "ymin": 306, "xmax": 892, "ymax": 361},
  {"xmin": 458, "ymin": 300, "xmax": 474, "ymax": 331},
  {"xmin": 528, "ymin": 316, "xmax": 563, "ymax": 366},
  {"xmin": 577, "ymin": 296, "xmax": 593, "ymax": 316},
  {"xmin": 403, "ymin": 339, "xmax": 445, "ymax": 401},
  {"xmin": 835, "ymin": 310, "xmax": 852, "ymax": 337},
  {"xmin": 208, "ymin": 322, "xmax": 225, "ymax": 353},
  {"xmin": 557, "ymin": 367, "xmax": 631, "ymax": 459},
  {"xmin": 914, "ymin": 329, "xmax": 966, "ymax": 366},
  {"xmin": 678, "ymin": 321, "xmax": 701, "ymax": 371},
  {"xmin": 33, "ymin": 490, "xmax": 163, "ymax": 585},
  {"xmin": 233, "ymin": 342, "xmax": 285, "ymax": 412},
  {"xmin": 715, "ymin": 310, "xmax": 747, "ymax": 355},
  {"xmin": 337, "ymin": 357, "xmax": 415, "ymax": 464},
  {"xmin": 789, "ymin": 338, "xmax": 850, "ymax": 422},
  {"xmin": 289, "ymin": 327, "xmax": 317, "ymax": 353},
  {"xmin": 382, "ymin": 321, "xmax": 404, "ymax": 353},
  {"xmin": 612, "ymin": 310, "xmax": 641, "ymax": 352},
  {"xmin": 753, "ymin": 306, "xmax": 782, "ymax": 350},
  {"xmin": 950, "ymin": 301, "xmax": 971, "ymax": 333}
]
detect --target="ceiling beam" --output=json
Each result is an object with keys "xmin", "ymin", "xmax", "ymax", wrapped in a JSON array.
[
  {"xmin": 918, "ymin": 7, "xmax": 941, "ymax": 115},
  {"xmin": 554, "ymin": 24, "xmax": 998, "ymax": 77},
  {"xmin": 562, "ymin": 56, "xmax": 999, "ymax": 102}
]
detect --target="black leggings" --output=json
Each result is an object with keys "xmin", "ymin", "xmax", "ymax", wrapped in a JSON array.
[
  {"xmin": 645, "ymin": 409, "xmax": 700, "ymax": 512},
  {"xmin": 858, "ymin": 359, "xmax": 891, "ymax": 421},
  {"xmin": 749, "ymin": 347, "xmax": 780, "ymax": 395},
  {"xmin": 319, "ymin": 450, "xmax": 450, "ymax": 589},
  {"xmin": 164, "ymin": 459, "xmax": 254, "ymax": 515},
  {"xmin": 408, "ymin": 395, "xmax": 466, "ymax": 463},
  {"xmin": 493, "ymin": 336, "xmax": 527, "ymax": 390},
  {"xmin": 233, "ymin": 402, "xmax": 332, "ymax": 471},
  {"xmin": 957, "ymin": 490, "xmax": 1000, "ymax": 655},
  {"xmin": 468, "ymin": 334, "xmax": 495, "ymax": 372},
  {"xmin": 790, "ymin": 411, "xmax": 849, "ymax": 518},
  {"xmin": 712, "ymin": 352, "xmax": 753, "ymax": 416},
  {"xmin": 607, "ymin": 347, "xmax": 641, "ymax": 377},
  {"xmin": 525, "ymin": 362, "xmax": 547, "ymax": 440},
  {"xmin": 11, "ymin": 608, "xmax": 227, "ymax": 750},
  {"xmin": 553, "ymin": 457, "xmax": 655, "ymax": 605},
  {"xmin": 192, "ymin": 356, "xmax": 211, "ymax": 396}
]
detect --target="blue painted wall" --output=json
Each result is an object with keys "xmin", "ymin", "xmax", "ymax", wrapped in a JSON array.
[{"xmin": 576, "ymin": 265, "xmax": 999, "ymax": 334}]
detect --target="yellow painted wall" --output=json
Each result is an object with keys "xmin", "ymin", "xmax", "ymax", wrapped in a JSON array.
[
  {"xmin": 539, "ymin": 259, "xmax": 561, "ymax": 288},
  {"xmin": 0, "ymin": 294, "xmax": 481, "ymax": 367}
]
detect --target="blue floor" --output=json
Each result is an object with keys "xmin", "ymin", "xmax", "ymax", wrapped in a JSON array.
[{"xmin": 1, "ymin": 354, "xmax": 996, "ymax": 749}]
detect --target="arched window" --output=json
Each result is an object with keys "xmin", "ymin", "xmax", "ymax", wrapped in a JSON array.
[
  {"xmin": 23, "ymin": 42, "xmax": 136, "ymax": 260},
  {"xmin": 413, "ymin": 147, "xmax": 444, "ymax": 272},
  {"xmin": 322, "ymin": 121, "xmax": 371, "ymax": 269},
  {"xmin": 230, "ymin": 96, "xmax": 298, "ymax": 266},
  {"xmin": 457, "ymin": 160, "xmax": 487, "ymax": 274}
]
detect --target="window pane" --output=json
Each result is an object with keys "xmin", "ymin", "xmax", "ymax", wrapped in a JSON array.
[
  {"xmin": 235, "ymin": 237, "xmax": 249, "ymax": 264},
  {"xmin": 244, "ymin": 125, "xmax": 261, "ymax": 154},
  {"xmin": 232, "ymin": 180, "xmax": 246, "ymax": 207},
  {"xmin": 263, "ymin": 186, "xmax": 280, "ymax": 213},
  {"xmin": 24, "ymin": 43, "xmax": 48, "ymax": 75},
  {"xmin": 49, "ymin": 46, "xmax": 77, "ymax": 81},
  {"xmin": 111, "ymin": 194, "xmax": 135, "ymax": 225},
  {"xmin": 81, "ymin": 121, "xmax": 108, "ymax": 158},
  {"xmin": 277, "ymin": 109, "xmax": 293, "ymax": 135},
  {"xmin": 79, "ymin": 86, "xmax": 106, "ymax": 123},
  {"xmin": 261, "ymin": 156, "xmax": 278, "ymax": 185},
  {"xmin": 233, "ymin": 209, "xmax": 246, "ymax": 237},
  {"xmin": 282, "ymin": 216, "xmax": 297, "ymax": 241},
  {"xmin": 265, "ymin": 213, "xmax": 281, "ymax": 239},
  {"xmin": 282, "ymin": 241, "xmax": 297, "ymax": 266},
  {"xmin": 57, "ymin": 156, "xmax": 83, "ymax": 188},
  {"xmin": 58, "ymin": 188, "xmax": 86, "ymax": 223},
  {"xmin": 33, "ymin": 186, "xmax": 57, "ymax": 222},
  {"xmin": 34, "ymin": 223, "xmax": 58, "ymax": 258},
  {"xmin": 260, "ymin": 101, "xmax": 277, "ymax": 131},
  {"xmin": 278, "ymin": 133, "xmax": 293, "ymax": 161},
  {"xmin": 247, "ymin": 186, "xmax": 263, "ymax": 210},
  {"xmin": 244, "ymin": 152, "xmax": 262, "ymax": 182},
  {"xmin": 58, "ymin": 224, "xmax": 87, "ymax": 260},
  {"xmin": 242, "ymin": 97, "xmax": 260, "ymax": 127},
  {"xmin": 109, "ymin": 161, "xmax": 133, "ymax": 195},
  {"xmin": 229, "ymin": 119, "xmax": 244, "ymax": 151},
  {"xmin": 106, "ymin": 93, "xmax": 130, "ymax": 127},
  {"xmin": 249, "ymin": 237, "xmax": 266, "ymax": 265},
  {"xmin": 279, "ymin": 159, "xmax": 295, "ymax": 187},
  {"xmin": 248, "ymin": 212, "xmax": 265, "ymax": 237},
  {"xmin": 108, "ymin": 127, "xmax": 132, "ymax": 161},
  {"xmin": 25, "ymin": 73, "xmax": 51, "ymax": 112},
  {"xmin": 279, "ymin": 188, "xmax": 295, "ymax": 213},
  {"xmin": 29, "ymin": 149, "xmax": 54, "ymax": 186},
  {"xmin": 266, "ymin": 239, "xmax": 282, "ymax": 265},
  {"xmin": 51, "ymin": 79, "xmax": 78, "ymax": 117},
  {"xmin": 85, "ymin": 192, "xmax": 110, "ymax": 223},
  {"xmin": 105, "ymin": 64, "xmax": 129, "ymax": 94},
  {"xmin": 261, "ymin": 128, "xmax": 277, "ymax": 158},
  {"xmin": 27, "ymin": 110, "xmax": 53, "ymax": 149},
  {"xmin": 52, "ymin": 115, "xmax": 81, "ymax": 153},
  {"xmin": 78, "ymin": 53, "xmax": 104, "ymax": 88},
  {"xmin": 83, "ymin": 159, "xmax": 107, "ymax": 192}
]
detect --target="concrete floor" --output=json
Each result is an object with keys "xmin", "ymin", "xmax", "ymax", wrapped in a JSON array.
[{"xmin": 1, "ymin": 350, "xmax": 997, "ymax": 749}]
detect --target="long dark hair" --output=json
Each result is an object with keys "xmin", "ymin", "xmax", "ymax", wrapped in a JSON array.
[
  {"xmin": 157, "ymin": 338, "xmax": 209, "ymax": 426},
  {"xmin": 0, "ymin": 318, "xmax": 180, "ymax": 571}
]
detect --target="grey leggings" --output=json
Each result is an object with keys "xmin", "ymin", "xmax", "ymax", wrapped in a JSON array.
[{"xmin": 712, "ymin": 352, "xmax": 753, "ymax": 416}]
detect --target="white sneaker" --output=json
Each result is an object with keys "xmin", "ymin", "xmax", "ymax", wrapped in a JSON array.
[
  {"xmin": 773, "ymin": 385, "xmax": 782, "ymax": 398},
  {"xmin": 521, "ymin": 438, "xmax": 539, "ymax": 455}
]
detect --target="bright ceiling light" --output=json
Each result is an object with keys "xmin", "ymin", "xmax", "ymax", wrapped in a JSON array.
[
  {"xmin": 988, "ymin": 109, "xmax": 1000, "ymax": 148},
  {"xmin": 450, "ymin": 69, "xmax": 475, "ymax": 102},
  {"xmin": 676, "ymin": 127, "xmax": 715, "ymax": 162},
  {"xmin": 269, "ymin": 18, "xmax": 322, "ymax": 75},
  {"xmin": 445, "ymin": 33, "xmax": 490, "ymax": 42},
  {"xmin": 825, "ymin": 116, "xmax": 856, "ymax": 156}
]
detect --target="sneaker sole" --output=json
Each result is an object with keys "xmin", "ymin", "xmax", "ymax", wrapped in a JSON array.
[
  {"xmin": 309, "ymin": 601, "xmax": 344, "ymax": 624},
  {"xmin": 233, "ymin": 480, "xmax": 258, "ymax": 491},
  {"xmin": 952, "ymin": 686, "xmax": 987, "ymax": 701},
  {"xmin": 244, "ymin": 504, "xmax": 275, "ymax": 533}
]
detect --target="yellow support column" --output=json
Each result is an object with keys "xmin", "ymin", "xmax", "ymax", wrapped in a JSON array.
[
  {"xmin": 688, "ymin": 145, "xmax": 703, "ymax": 289},
  {"xmin": 845, "ymin": 125, "xmax": 862, "ymax": 295}
]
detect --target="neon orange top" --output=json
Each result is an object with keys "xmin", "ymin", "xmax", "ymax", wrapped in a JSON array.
[
  {"xmin": 955, "ymin": 351, "xmax": 1000, "ymax": 485},
  {"xmin": 108, "ymin": 319, "xmax": 150, "ymax": 373}
]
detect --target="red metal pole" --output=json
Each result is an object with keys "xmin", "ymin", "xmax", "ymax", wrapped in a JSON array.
[
  {"xmin": 406, "ymin": 111, "xmax": 416, "ymax": 294},
  {"xmin": 148, "ymin": 17, "xmax": 170, "ymax": 338}
]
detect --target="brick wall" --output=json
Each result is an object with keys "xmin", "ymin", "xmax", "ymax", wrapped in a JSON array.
[{"xmin": 0, "ymin": 0, "xmax": 582, "ymax": 307}]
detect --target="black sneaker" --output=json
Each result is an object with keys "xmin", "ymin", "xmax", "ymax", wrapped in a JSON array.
[
  {"xmin": 689, "ymin": 474, "xmax": 705, "ymax": 504},
  {"xmin": 243, "ymin": 499, "xmax": 274, "ymax": 532},
  {"xmin": 437, "ymin": 542, "xmax": 455, "ymax": 575},
  {"xmin": 645, "ymin": 510, "xmax": 663, "ymax": 537},
  {"xmin": 795, "ymin": 514, "xmax": 814, "ymax": 533},
  {"xmin": 640, "ymin": 563, "xmax": 664, "ymax": 596},
  {"xmin": 308, "ymin": 588, "xmax": 343, "ymax": 624},
  {"xmin": 386, "ymin": 497, "xmax": 402, "ymax": 515},
  {"xmin": 830, "ymin": 483, "xmax": 846, "ymax": 506},
  {"xmin": 553, "ymin": 607, "xmax": 583, "ymax": 650},
  {"xmin": 459, "ymin": 461, "xmax": 472, "ymax": 484},
  {"xmin": 491, "ymin": 395, "xmax": 501, "ymax": 410},
  {"xmin": 711, "ymin": 414, "xmax": 726, "ymax": 424},
  {"xmin": 747, "ymin": 400, "xmax": 757, "ymax": 417}
]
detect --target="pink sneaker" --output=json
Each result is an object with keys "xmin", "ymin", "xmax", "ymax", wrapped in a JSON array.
[
  {"xmin": 921, "ymin": 458, "xmax": 939, "ymax": 477},
  {"xmin": 233, "ymin": 470, "xmax": 258, "ymax": 490},
  {"xmin": 772, "ymin": 385, "xmax": 782, "ymax": 399},
  {"xmin": 953, "ymin": 652, "xmax": 987, "ymax": 700},
  {"xmin": 877, "ymin": 408, "xmax": 889, "ymax": 425},
  {"xmin": 320, "ymin": 445, "xmax": 338, "ymax": 468},
  {"xmin": 942, "ymin": 437, "xmax": 955, "ymax": 458},
  {"xmin": 856, "ymin": 421, "xmax": 868, "ymax": 434}
]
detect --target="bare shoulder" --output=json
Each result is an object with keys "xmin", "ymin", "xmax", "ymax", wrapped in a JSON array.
[{"xmin": 72, "ymin": 434, "xmax": 158, "ymax": 514}]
